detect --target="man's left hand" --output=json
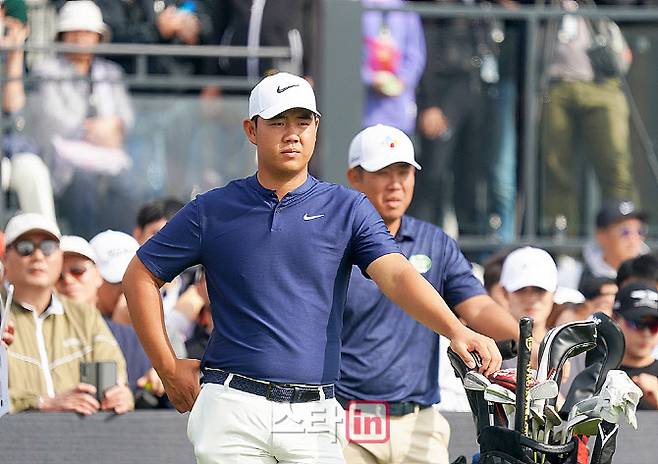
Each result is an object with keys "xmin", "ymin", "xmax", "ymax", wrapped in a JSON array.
[{"xmin": 101, "ymin": 383, "xmax": 134, "ymax": 414}]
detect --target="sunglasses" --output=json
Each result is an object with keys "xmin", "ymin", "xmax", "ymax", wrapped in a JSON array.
[
  {"xmin": 12, "ymin": 239, "xmax": 59, "ymax": 257},
  {"xmin": 60, "ymin": 265, "xmax": 90, "ymax": 281},
  {"xmin": 617, "ymin": 225, "xmax": 647, "ymax": 238},
  {"xmin": 625, "ymin": 318, "xmax": 658, "ymax": 335}
]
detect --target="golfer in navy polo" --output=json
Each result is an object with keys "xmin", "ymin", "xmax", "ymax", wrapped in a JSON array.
[
  {"xmin": 340, "ymin": 125, "xmax": 519, "ymax": 464},
  {"xmin": 123, "ymin": 73, "xmax": 502, "ymax": 464}
]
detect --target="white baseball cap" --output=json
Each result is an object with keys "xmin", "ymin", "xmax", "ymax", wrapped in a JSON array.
[
  {"xmin": 348, "ymin": 124, "xmax": 421, "ymax": 172},
  {"xmin": 248, "ymin": 72, "xmax": 320, "ymax": 120},
  {"xmin": 4, "ymin": 213, "xmax": 61, "ymax": 246},
  {"xmin": 90, "ymin": 230, "xmax": 139, "ymax": 284},
  {"xmin": 56, "ymin": 1, "xmax": 109, "ymax": 39},
  {"xmin": 553, "ymin": 287, "xmax": 586, "ymax": 305},
  {"xmin": 60, "ymin": 235, "xmax": 97, "ymax": 263},
  {"xmin": 500, "ymin": 247, "xmax": 558, "ymax": 293}
]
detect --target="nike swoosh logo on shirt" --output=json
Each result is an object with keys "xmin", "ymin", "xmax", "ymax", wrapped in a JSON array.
[
  {"xmin": 303, "ymin": 214, "xmax": 325, "ymax": 221},
  {"xmin": 277, "ymin": 84, "xmax": 300, "ymax": 93}
]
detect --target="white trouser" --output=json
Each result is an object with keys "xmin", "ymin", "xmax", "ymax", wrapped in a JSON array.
[
  {"xmin": 187, "ymin": 381, "xmax": 347, "ymax": 464},
  {"xmin": 5, "ymin": 153, "xmax": 56, "ymax": 221}
]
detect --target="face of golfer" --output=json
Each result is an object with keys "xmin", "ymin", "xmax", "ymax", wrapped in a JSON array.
[{"xmin": 243, "ymin": 108, "xmax": 319, "ymax": 180}]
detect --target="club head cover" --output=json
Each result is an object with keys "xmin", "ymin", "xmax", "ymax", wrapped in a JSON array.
[
  {"xmin": 560, "ymin": 313, "xmax": 625, "ymax": 416},
  {"xmin": 536, "ymin": 320, "xmax": 598, "ymax": 385}
]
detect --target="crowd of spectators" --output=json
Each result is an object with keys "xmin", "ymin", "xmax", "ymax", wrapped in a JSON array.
[{"xmin": 0, "ymin": 0, "xmax": 653, "ymax": 243}]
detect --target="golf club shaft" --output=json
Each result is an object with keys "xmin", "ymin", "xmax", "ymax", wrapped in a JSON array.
[{"xmin": 515, "ymin": 317, "xmax": 533, "ymax": 435}]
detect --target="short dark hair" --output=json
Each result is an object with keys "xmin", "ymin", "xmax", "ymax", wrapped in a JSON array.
[
  {"xmin": 578, "ymin": 276, "xmax": 616, "ymax": 300},
  {"xmin": 616, "ymin": 253, "xmax": 658, "ymax": 288},
  {"xmin": 136, "ymin": 197, "xmax": 184, "ymax": 229},
  {"xmin": 483, "ymin": 248, "xmax": 515, "ymax": 291}
]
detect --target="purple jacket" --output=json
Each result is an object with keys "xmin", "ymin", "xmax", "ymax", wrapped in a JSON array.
[{"xmin": 362, "ymin": 0, "xmax": 426, "ymax": 135}]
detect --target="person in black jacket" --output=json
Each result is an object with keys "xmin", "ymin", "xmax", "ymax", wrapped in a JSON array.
[{"xmin": 211, "ymin": 0, "xmax": 316, "ymax": 81}]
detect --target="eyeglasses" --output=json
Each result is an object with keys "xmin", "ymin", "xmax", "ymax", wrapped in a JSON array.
[
  {"xmin": 625, "ymin": 318, "xmax": 658, "ymax": 335},
  {"xmin": 60, "ymin": 265, "xmax": 90, "ymax": 281},
  {"xmin": 618, "ymin": 225, "xmax": 647, "ymax": 238},
  {"xmin": 12, "ymin": 239, "xmax": 59, "ymax": 257}
]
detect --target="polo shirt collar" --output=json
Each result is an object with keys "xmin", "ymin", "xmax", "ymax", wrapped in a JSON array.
[
  {"xmin": 248, "ymin": 172, "xmax": 317, "ymax": 199},
  {"xmin": 394, "ymin": 216, "xmax": 414, "ymax": 243},
  {"xmin": 16, "ymin": 292, "xmax": 64, "ymax": 318}
]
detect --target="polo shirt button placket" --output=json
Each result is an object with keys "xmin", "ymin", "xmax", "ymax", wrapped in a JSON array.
[{"xmin": 272, "ymin": 206, "xmax": 283, "ymax": 231}]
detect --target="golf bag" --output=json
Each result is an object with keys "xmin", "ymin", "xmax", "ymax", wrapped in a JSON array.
[{"xmin": 478, "ymin": 426, "xmax": 580, "ymax": 464}]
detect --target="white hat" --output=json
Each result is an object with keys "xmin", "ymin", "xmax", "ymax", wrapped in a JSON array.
[
  {"xmin": 500, "ymin": 247, "xmax": 558, "ymax": 293},
  {"xmin": 60, "ymin": 235, "xmax": 97, "ymax": 263},
  {"xmin": 553, "ymin": 287, "xmax": 586, "ymax": 305},
  {"xmin": 348, "ymin": 124, "xmax": 421, "ymax": 172},
  {"xmin": 90, "ymin": 230, "xmax": 139, "ymax": 284},
  {"xmin": 4, "ymin": 213, "xmax": 61, "ymax": 246},
  {"xmin": 56, "ymin": 1, "xmax": 109, "ymax": 39},
  {"xmin": 248, "ymin": 72, "xmax": 320, "ymax": 120}
]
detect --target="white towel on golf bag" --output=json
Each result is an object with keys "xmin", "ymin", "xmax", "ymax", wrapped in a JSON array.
[{"xmin": 597, "ymin": 370, "xmax": 643, "ymax": 429}]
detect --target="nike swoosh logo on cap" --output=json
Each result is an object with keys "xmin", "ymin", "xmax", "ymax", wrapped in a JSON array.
[
  {"xmin": 277, "ymin": 84, "xmax": 300, "ymax": 93},
  {"xmin": 303, "ymin": 214, "xmax": 325, "ymax": 221}
]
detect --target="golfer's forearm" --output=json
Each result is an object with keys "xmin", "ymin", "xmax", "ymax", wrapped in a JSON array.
[
  {"xmin": 456, "ymin": 296, "xmax": 519, "ymax": 340},
  {"xmin": 122, "ymin": 257, "xmax": 177, "ymax": 377},
  {"xmin": 368, "ymin": 254, "xmax": 464, "ymax": 339}
]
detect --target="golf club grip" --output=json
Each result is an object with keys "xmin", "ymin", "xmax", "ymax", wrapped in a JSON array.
[
  {"xmin": 496, "ymin": 339, "xmax": 518, "ymax": 360},
  {"xmin": 515, "ymin": 317, "xmax": 533, "ymax": 434}
]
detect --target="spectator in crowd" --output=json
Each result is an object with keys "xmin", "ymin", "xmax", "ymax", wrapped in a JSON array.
[
  {"xmin": 96, "ymin": 0, "xmax": 216, "ymax": 77},
  {"xmin": 133, "ymin": 197, "xmax": 185, "ymax": 245},
  {"xmin": 615, "ymin": 282, "xmax": 658, "ymax": 409},
  {"xmin": 2, "ymin": 213, "xmax": 133, "ymax": 414},
  {"xmin": 410, "ymin": 0, "xmax": 502, "ymax": 237},
  {"xmin": 132, "ymin": 198, "xmax": 204, "ymax": 352},
  {"xmin": 340, "ymin": 125, "xmax": 517, "ymax": 463},
  {"xmin": 55, "ymin": 234, "xmax": 103, "ymax": 306},
  {"xmin": 549, "ymin": 286, "xmax": 586, "ymax": 327},
  {"xmin": 558, "ymin": 199, "xmax": 649, "ymax": 289},
  {"xmin": 579, "ymin": 276, "xmax": 618, "ymax": 315},
  {"xmin": 55, "ymin": 234, "xmax": 164, "ymax": 402},
  {"xmin": 91, "ymin": 229, "xmax": 189, "ymax": 362},
  {"xmin": 361, "ymin": 0, "xmax": 426, "ymax": 135},
  {"xmin": 31, "ymin": 1, "xmax": 136, "ymax": 237},
  {"xmin": 1, "ymin": 0, "xmax": 56, "ymax": 221},
  {"xmin": 89, "ymin": 230, "xmax": 139, "ymax": 326},
  {"xmin": 540, "ymin": 1, "xmax": 634, "ymax": 236},
  {"xmin": 500, "ymin": 246, "xmax": 558, "ymax": 364},
  {"xmin": 483, "ymin": 248, "xmax": 515, "ymax": 310},
  {"xmin": 184, "ymin": 267, "xmax": 211, "ymax": 360},
  {"xmin": 617, "ymin": 253, "xmax": 658, "ymax": 289}
]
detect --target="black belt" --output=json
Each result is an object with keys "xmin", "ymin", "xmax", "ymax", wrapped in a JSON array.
[
  {"xmin": 202, "ymin": 368, "xmax": 334, "ymax": 403},
  {"xmin": 335, "ymin": 395, "xmax": 431, "ymax": 417}
]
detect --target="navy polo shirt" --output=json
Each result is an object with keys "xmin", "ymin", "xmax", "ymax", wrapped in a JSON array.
[
  {"xmin": 137, "ymin": 174, "xmax": 400, "ymax": 384},
  {"xmin": 337, "ymin": 215, "xmax": 486, "ymax": 405}
]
